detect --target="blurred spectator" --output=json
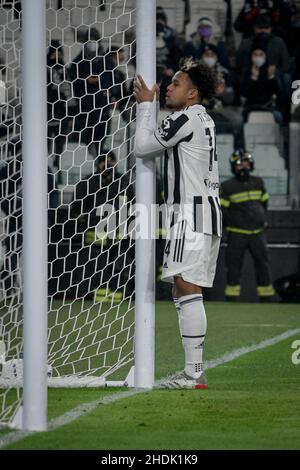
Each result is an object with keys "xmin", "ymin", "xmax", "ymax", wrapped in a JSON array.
[
  {"xmin": 2, "ymin": 0, "xmax": 21, "ymax": 21},
  {"xmin": 104, "ymin": 46, "xmax": 133, "ymax": 117},
  {"xmin": 0, "ymin": 62, "xmax": 7, "ymax": 139},
  {"xmin": 0, "ymin": 62, "xmax": 17, "ymax": 141},
  {"xmin": 0, "ymin": 61, "xmax": 5, "ymax": 105},
  {"xmin": 124, "ymin": 26, "xmax": 136, "ymax": 74},
  {"xmin": 69, "ymin": 28, "xmax": 113, "ymax": 157},
  {"xmin": 287, "ymin": 0, "xmax": 300, "ymax": 55},
  {"xmin": 183, "ymin": 16, "xmax": 230, "ymax": 69},
  {"xmin": 236, "ymin": 14, "xmax": 291, "ymax": 119},
  {"xmin": 236, "ymin": 14, "xmax": 290, "ymax": 74},
  {"xmin": 72, "ymin": 152, "xmax": 133, "ymax": 221},
  {"xmin": 234, "ymin": 0, "xmax": 293, "ymax": 39},
  {"xmin": 240, "ymin": 41, "xmax": 283, "ymax": 122},
  {"xmin": 201, "ymin": 45, "xmax": 235, "ymax": 106},
  {"xmin": 156, "ymin": 7, "xmax": 182, "ymax": 106},
  {"xmin": 156, "ymin": 6, "xmax": 179, "ymax": 68},
  {"xmin": 220, "ymin": 149, "xmax": 275, "ymax": 302},
  {"xmin": 47, "ymin": 40, "xmax": 70, "ymax": 183},
  {"xmin": 0, "ymin": 142, "xmax": 22, "ymax": 297},
  {"xmin": 0, "ymin": 140, "xmax": 57, "ymax": 297},
  {"xmin": 71, "ymin": 152, "xmax": 134, "ymax": 301},
  {"xmin": 200, "ymin": 45, "xmax": 243, "ymax": 146},
  {"xmin": 293, "ymin": 45, "xmax": 300, "ymax": 80}
]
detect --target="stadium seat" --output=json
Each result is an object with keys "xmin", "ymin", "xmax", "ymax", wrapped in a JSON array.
[
  {"xmin": 216, "ymin": 133, "xmax": 234, "ymax": 181},
  {"xmin": 255, "ymin": 172, "xmax": 288, "ymax": 195},
  {"xmin": 247, "ymin": 111, "xmax": 276, "ymax": 124},
  {"xmin": 249, "ymin": 144, "xmax": 285, "ymax": 171},
  {"xmin": 244, "ymin": 122, "xmax": 281, "ymax": 146},
  {"xmin": 250, "ymin": 144, "xmax": 288, "ymax": 194}
]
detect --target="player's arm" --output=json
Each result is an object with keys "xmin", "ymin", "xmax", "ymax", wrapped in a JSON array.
[
  {"xmin": 134, "ymin": 75, "xmax": 193, "ymax": 157},
  {"xmin": 134, "ymin": 75, "xmax": 163, "ymax": 158}
]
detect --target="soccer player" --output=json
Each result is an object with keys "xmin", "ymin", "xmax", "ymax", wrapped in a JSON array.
[{"xmin": 134, "ymin": 59, "xmax": 222, "ymax": 389}]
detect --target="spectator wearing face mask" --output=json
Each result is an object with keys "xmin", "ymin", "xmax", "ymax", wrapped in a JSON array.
[
  {"xmin": 201, "ymin": 45, "xmax": 235, "ymax": 106},
  {"xmin": 240, "ymin": 41, "xmax": 283, "ymax": 122},
  {"xmin": 199, "ymin": 45, "xmax": 244, "ymax": 146},
  {"xmin": 236, "ymin": 14, "xmax": 291, "ymax": 119},
  {"xmin": 236, "ymin": 14, "xmax": 290, "ymax": 75},
  {"xmin": 183, "ymin": 16, "xmax": 230, "ymax": 69}
]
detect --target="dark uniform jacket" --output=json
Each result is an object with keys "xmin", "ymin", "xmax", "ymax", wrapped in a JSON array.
[
  {"xmin": 71, "ymin": 168, "xmax": 134, "ymax": 235},
  {"xmin": 220, "ymin": 175, "xmax": 269, "ymax": 234}
]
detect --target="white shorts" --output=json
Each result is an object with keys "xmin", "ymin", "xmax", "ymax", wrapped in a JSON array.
[{"xmin": 161, "ymin": 219, "xmax": 221, "ymax": 288}]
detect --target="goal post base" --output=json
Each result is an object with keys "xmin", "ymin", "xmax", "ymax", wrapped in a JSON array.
[{"xmin": 0, "ymin": 363, "xmax": 135, "ymax": 389}]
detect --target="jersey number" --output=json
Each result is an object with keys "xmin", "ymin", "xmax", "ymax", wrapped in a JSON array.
[
  {"xmin": 205, "ymin": 127, "xmax": 217, "ymax": 171},
  {"xmin": 164, "ymin": 240, "xmax": 171, "ymax": 258}
]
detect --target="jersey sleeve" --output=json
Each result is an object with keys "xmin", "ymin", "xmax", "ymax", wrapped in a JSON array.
[
  {"xmin": 134, "ymin": 103, "xmax": 192, "ymax": 158},
  {"xmin": 134, "ymin": 102, "xmax": 163, "ymax": 158}
]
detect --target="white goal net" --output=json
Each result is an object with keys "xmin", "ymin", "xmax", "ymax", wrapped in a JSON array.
[{"xmin": 0, "ymin": 0, "xmax": 137, "ymax": 427}]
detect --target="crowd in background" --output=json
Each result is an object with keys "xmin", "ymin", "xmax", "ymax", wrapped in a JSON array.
[
  {"xmin": 1, "ymin": 1, "xmax": 300, "ymax": 302},
  {"xmin": 43, "ymin": 1, "xmax": 300, "ymax": 169},
  {"xmin": 1, "ymin": 1, "xmax": 300, "ymax": 170},
  {"xmin": 156, "ymin": 1, "xmax": 300, "ymax": 125}
]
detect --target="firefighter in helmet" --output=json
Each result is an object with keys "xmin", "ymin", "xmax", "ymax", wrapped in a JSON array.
[{"xmin": 220, "ymin": 149, "xmax": 275, "ymax": 301}]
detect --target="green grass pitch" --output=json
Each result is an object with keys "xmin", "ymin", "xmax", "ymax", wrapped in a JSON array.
[{"xmin": 1, "ymin": 301, "xmax": 300, "ymax": 450}]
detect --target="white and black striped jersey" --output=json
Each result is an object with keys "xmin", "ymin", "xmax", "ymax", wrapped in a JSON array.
[{"xmin": 135, "ymin": 102, "xmax": 222, "ymax": 237}]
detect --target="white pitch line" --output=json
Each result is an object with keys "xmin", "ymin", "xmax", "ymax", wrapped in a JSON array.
[
  {"xmin": 1, "ymin": 327, "xmax": 300, "ymax": 449},
  {"xmin": 0, "ymin": 389, "xmax": 148, "ymax": 449},
  {"xmin": 231, "ymin": 324, "xmax": 291, "ymax": 328},
  {"xmin": 204, "ymin": 328, "xmax": 300, "ymax": 370}
]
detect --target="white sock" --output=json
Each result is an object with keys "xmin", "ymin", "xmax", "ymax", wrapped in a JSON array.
[
  {"xmin": 173, "ymin": 296, "xmax": 182, "ymax": 335},
  {"xmin": 179, "ymin": 294, "xmax": 206, "ymax": 379}
]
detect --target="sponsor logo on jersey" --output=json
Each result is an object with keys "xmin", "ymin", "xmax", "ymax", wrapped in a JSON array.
[
  {"xmin": 157, "ymin": 114, "xmax": 189, "ymax": 141},
  {"xmin": 157, "ymin": 118, "xmax": 171, "ymax": 139},
  {"xmin": 204, "ymin": 179, "xmax": 219, "ymax": 190}
]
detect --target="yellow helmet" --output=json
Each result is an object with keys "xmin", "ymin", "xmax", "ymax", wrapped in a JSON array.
[{"xmin": 230, "ymin": 149, "xmax": 254, "ymax": 174}]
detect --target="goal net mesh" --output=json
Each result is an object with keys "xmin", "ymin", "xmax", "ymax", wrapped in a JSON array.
[{"xmin": 0, "ymin": 0, "xmax": 137, "ymax": 427}]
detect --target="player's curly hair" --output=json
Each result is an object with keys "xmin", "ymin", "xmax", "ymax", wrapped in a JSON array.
[{"xmin": 179, "ymin": 57, "xmax": 218, "ymax": 101}]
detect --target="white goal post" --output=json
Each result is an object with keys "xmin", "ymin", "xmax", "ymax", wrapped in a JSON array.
[
  {"xmin": 22, "ymin": 0, "xmax": 48, "ymax": 433},
  {"xmin": 0, "ymin": 0, "xmax": 156, "ymax": 431},
  {"xmin": 134, "ymin": 0, "xmax": 156, "ymax": 390}
]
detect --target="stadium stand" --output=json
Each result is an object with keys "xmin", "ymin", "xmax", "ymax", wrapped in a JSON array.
[
  {"xmin": 244, "ymin": 121, "xmax": 282, "ymax": 147},
  {"xmin": 243, "ymin": 115, "xmax": 288, "ymax": 194},
  {"xmin": 216, "ymin": 133, "xmax": 234, "ymax": 183},
  {"xmin": 0, "ymin": 0, "xmax": 299, "ymax": 309}
]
